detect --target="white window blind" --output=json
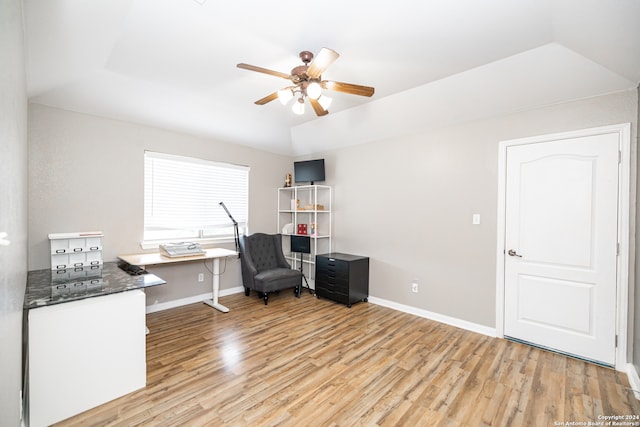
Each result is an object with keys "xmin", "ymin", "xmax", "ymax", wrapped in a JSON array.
[{"xmin": 144, "ymin": 151, "xmax": 249, "ymax": 241}]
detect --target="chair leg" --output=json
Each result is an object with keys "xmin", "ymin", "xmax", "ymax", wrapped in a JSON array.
[
  {"xmin": 295, "ymin": 284, "xmax": 301, "ymax": 298},
  {"xmin": 244, "ymin": 287, "xmax": 250, "ymax": 296},
  {"xmin": 263, "ymin": 293, "xmax": 268, "ymax": 305}
]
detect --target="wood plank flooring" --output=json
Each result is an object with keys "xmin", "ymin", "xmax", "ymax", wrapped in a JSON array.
[{"xmin": 55, "ymin": 291, "xmax": 640, "ymax": 426}]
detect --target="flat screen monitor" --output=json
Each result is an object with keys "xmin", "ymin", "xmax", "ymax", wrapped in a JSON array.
[
  {"xmin": 290, "ymin": 235, "xmax": 311, "ymax": 254},
  {"xmin": 294, "ymin": 159, "xmax": 325, "ymax": 185}
]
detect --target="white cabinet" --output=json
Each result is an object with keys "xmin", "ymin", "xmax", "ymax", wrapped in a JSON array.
[
  {"xmin": 277, "ymin": 185, "xmax": 332, "ymax": 283},
  {"xmin": 27, "ymin": 290, "xmax": 146, "ymax": 427}
]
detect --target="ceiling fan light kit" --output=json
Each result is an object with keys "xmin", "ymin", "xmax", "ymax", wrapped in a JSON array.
[
  {"xmin": 317, "ymin": 94, "xmax": 332, "ymax": 110},
  {"xmin": 306, "ymin": 81, "xmax": 322, "ymax": 99},
  {"xmin": 277, "ymin": 88, "xmax": 293, "ymax": 105},
  {"xmin": 237, "ymin": 48, "xmax": 375, "ymax": 116},
  {"xmin": 292, "ymin": 98, "xmax": 305, "ymax": 115}
]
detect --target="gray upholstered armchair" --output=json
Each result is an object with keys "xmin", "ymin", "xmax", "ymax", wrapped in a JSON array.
[{"xmin": 239, "ymin": 233, "xmax": 302, "ymax": 305}]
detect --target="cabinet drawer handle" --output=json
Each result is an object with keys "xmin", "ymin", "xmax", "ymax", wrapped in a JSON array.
[
  {"xmin": 56, "ymin": 249, "xmax": 66, "ymax": 254},
  {"xmin": 56, "ymin": 264, "xmax": 67, "ymax": 269},
  {"xmin": 73, "ymin": 248, "xmax": 83, "ymax": 252},
  {"xmin": 90, "ymin": 246, "xmax": 99, "ymax": 251}
]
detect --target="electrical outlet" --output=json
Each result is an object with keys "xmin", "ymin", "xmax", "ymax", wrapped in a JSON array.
[
  {"xmin": 412, "ymin": 282, "xmax": 418, "ymax": 293},
  {"xmin": 198, "ymin": 273, "xmax": 204, "ymax": 282}
]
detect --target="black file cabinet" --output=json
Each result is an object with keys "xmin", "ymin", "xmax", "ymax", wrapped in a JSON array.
[{"xmin": 315, "ymin": 253, "xmax": 369, "ymax": 308}]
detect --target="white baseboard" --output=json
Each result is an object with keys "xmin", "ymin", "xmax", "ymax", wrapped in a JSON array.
[
  {"xmin": 145, "ymin": 286, "xmax": 245, "ymax": 314},
  {"xmin": 145, "ymin": 289, "xmax": 496, "ymax": 338},
  {"xmin": 220, "ymin": 286, "xmax": 245, "ymax": 297},
  {"xmin": 367, "ymin": 296, "xmax": 497, "ymax": 338},
  {"xmin": 626, "ymin": 363, "xmax": 640, "ymax": 400}
]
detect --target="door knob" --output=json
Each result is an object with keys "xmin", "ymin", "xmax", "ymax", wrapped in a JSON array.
[{"xmin": 507, "ymin": 249, "xmax": 522, "ymax": 258}]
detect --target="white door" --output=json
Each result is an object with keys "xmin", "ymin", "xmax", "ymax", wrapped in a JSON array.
[{"xmin": 503, "ymin": 132, "xmax": 619, "ymax": 366}]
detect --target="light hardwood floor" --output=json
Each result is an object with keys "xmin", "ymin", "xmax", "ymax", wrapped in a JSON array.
[{"xmin": 56, "ymin": 291, "xmax": 640, "ymax": 426}]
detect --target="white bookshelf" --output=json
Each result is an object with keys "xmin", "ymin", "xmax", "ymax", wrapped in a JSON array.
[{"xmin": 277, "ymin": 185, "xmax": 332, "ymax": 282}]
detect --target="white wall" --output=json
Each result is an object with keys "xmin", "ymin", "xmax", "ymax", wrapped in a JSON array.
[
  {"xmin": 0, "ymin": 0, "xmax": 28, "ymax": 425},
  {"xmin": 316, "ymin": 89, "xmax": 637, "ymax": 329},
  {"xmin": 28, "ymin": 104, "xmax": 293, "ymax": 307}
]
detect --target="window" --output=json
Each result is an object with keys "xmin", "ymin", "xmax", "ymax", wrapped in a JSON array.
[{"xmin": 144, "ymin": 151, "xmax": 249, "ymax": 243}]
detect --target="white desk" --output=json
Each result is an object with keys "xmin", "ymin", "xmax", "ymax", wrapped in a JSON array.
[{"xmin": 118, "ymin": 248, "xmax": 237, "ymax": 312}]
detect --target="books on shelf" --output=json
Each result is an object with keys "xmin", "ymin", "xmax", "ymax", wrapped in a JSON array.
[{"xmin": 297, "ymin": 204, "xmax": 325, "ymax": 211}]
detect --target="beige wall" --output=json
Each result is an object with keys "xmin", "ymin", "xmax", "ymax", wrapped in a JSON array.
[
  {"xmin": 28, "ymin": 104, "xmax": 293, "ymax": 307},
  {"xmin": 0, "ymin": 0, "xmax": 28, "ymax": 425},
  {"xmin": 316, "ymin": 89, "xmax": 638, "ymax": 329},
  {"xmin": 27, "ymin": 90, "xmax": 639, "ymax": 355}
]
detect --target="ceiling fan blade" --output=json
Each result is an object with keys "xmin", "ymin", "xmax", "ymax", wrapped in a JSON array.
[
  {"xmin": 255, "ymin": 92, "xmax": 279, "ymax": 105},
  {"xmin": 322, "ymin": 80, "xmax": 375, "ymax": 97},
  {"xmin": 309, "ymin": 98, "xmax": 329, "ymax": 116},
  {"xmin": 306, "ymin": 48, "xmax": 340, "ymax": 79},
  {"xmin": 237, "ymin": 63, "xmax": 291, "ymax": 80}
]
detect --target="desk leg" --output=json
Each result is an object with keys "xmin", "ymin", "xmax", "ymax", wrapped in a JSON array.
[
  {"xmin": 140, "ymin": 264, "xmax": 150, "ymax": 334},
  {"xmin": 203, "ymin": 258, "xmax": 229, "ymax": 313}
]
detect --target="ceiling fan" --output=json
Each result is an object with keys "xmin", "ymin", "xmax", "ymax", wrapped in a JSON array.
[{"xmin": 237, "ymin": 48, "xmax": 375, "ymax": 116}]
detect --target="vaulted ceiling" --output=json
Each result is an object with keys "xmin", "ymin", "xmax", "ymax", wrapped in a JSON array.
[{"xmin": 24, "ymin": 0, "xmax": 640, "ymax": 155}]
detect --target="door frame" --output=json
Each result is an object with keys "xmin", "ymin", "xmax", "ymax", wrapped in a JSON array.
[{"xmin": 495, "ymin": 123, "xmax": 631, "ymax": 371}]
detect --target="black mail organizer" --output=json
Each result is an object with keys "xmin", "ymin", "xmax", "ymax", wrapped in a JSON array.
[{"xmin": 315, "ymin": 252, "xmax": 369, "ymax": 308}]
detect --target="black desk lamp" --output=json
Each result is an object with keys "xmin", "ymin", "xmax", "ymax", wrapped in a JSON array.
[{"xmin": 219, "ymin": 202, "xmax": 240, "ymax": 257}]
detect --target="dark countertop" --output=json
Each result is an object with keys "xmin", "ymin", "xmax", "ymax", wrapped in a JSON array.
[{"xmin": 25, "ymin": 261, "xmax": 166, "ymax": 309}]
